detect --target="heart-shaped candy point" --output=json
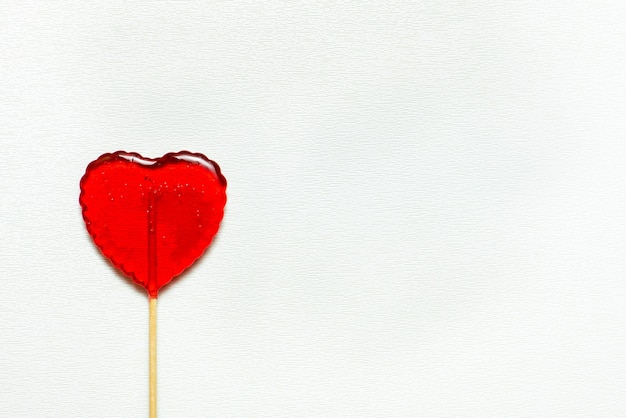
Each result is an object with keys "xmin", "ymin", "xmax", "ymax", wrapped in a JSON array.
[{"xmin": 80, "ymin": 151, "xmax": 227, "ymax": 297}]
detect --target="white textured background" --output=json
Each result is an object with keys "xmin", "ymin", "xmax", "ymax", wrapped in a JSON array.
[{"xmin": 2, "ymin": 1, "xmax": 626, "ymax": 417}]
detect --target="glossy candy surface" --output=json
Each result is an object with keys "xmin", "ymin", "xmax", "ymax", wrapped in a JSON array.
[{"xmin": 80, "ymin": 151, "xmax": 227, "ymax": 297}]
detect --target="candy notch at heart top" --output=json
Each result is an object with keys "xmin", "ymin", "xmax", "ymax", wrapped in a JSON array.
[{"xmin": 80, "ymin": 151, "xmax": 227, "ymax": 297}]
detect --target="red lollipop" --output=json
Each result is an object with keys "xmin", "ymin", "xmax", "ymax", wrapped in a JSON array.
[{"xmin": 80, "ymin": 151, "xmax": 227, "ymax": 417}]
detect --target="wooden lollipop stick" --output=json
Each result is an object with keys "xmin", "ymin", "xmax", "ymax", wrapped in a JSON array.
[
  {"xmin": 149, "ymin": 297, "xmax": 157, "ymax": 418},
  {"xmin": 148, "ymin": 190, "xmax": 158, "ymax": 417}
]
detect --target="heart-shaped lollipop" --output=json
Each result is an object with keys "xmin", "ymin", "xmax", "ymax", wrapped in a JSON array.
[
  {"xmin": 80, "ymin": 151, "xmax": 227, "ymax": 297},
  {"xmin": 80, "ymin": 151, "xmax": 227, "ymax": 417}
]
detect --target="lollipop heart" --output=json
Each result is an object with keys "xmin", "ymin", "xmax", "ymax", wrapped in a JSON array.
[{"xmin": 80, "ymin": 151, "xmax": 227, "ymax": 297}]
